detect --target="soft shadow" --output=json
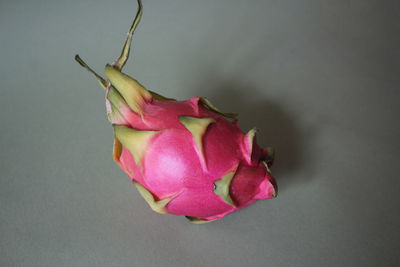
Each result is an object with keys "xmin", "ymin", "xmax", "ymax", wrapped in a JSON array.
[{"xmin": 195, "ymin": 78, "xmax": 316, "ymax": 192}]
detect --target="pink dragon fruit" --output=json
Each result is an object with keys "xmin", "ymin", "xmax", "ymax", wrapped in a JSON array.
[{"xmin": 75, "ymin": 0, "xmax": 277, "ymax": 223}]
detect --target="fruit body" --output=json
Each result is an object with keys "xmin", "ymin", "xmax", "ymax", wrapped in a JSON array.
[
  {"xmin": 75, "ymin": 0, "xmax": 277, "ymax": 223},
  {"xmin": 105, "ymin": 65, "xmax": 277, "ymax": 223}
]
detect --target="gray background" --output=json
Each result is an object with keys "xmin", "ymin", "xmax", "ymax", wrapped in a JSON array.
[{"xmin": 1, "ymin": 0, "xmax": 399, "ymax": 266}]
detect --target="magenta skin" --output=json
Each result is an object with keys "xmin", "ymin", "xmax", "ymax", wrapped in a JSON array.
[{"xmin": 113, "ymin": 96, "xmax": 277, "ymax": 222}]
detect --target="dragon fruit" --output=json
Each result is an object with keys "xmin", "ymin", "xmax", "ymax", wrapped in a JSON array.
[{"xmin": 75, "ymin": 0, "xmax": 277, "ymax": 223}]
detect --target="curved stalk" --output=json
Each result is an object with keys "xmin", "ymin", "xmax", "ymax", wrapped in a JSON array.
[{"xmin": 113, "ymin": 0, "xmax": 143, "ymax": 71}]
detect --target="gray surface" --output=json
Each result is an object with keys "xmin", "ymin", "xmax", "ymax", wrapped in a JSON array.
[{"xmin": 1, "ymin": 0, "xmax": 399, "ymax": 266}]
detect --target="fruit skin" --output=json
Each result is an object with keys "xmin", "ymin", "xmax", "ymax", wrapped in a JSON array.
[
  {"xmin": 75, "ymin": 0, "xmax": 277, "ymax": 223},
  {"xmin": 105, "ymin": 65, "xmax": 277, "ymax": 223}
]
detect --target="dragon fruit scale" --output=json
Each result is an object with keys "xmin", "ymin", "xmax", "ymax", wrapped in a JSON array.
[{"xmin": 75, "ymin": 0, "xmax": 277, "ymax": 223}]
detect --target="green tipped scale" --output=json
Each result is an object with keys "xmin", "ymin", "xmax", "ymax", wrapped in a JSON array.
[{"xmin": 214, "ymin": 171, "xmax": 236, "ymax": 207}]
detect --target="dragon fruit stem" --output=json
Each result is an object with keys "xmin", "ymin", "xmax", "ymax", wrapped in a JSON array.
[
  {"xmin": 112, "ymin": 0, "xmax": 143, "ymax": 71},
  {"xmin": 74, "ymin": 55, "xmax": 108, "ymax": 89},
  {"xmin": 74, "ymin": 0, "xmax": 142, "ymax": 84}
]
